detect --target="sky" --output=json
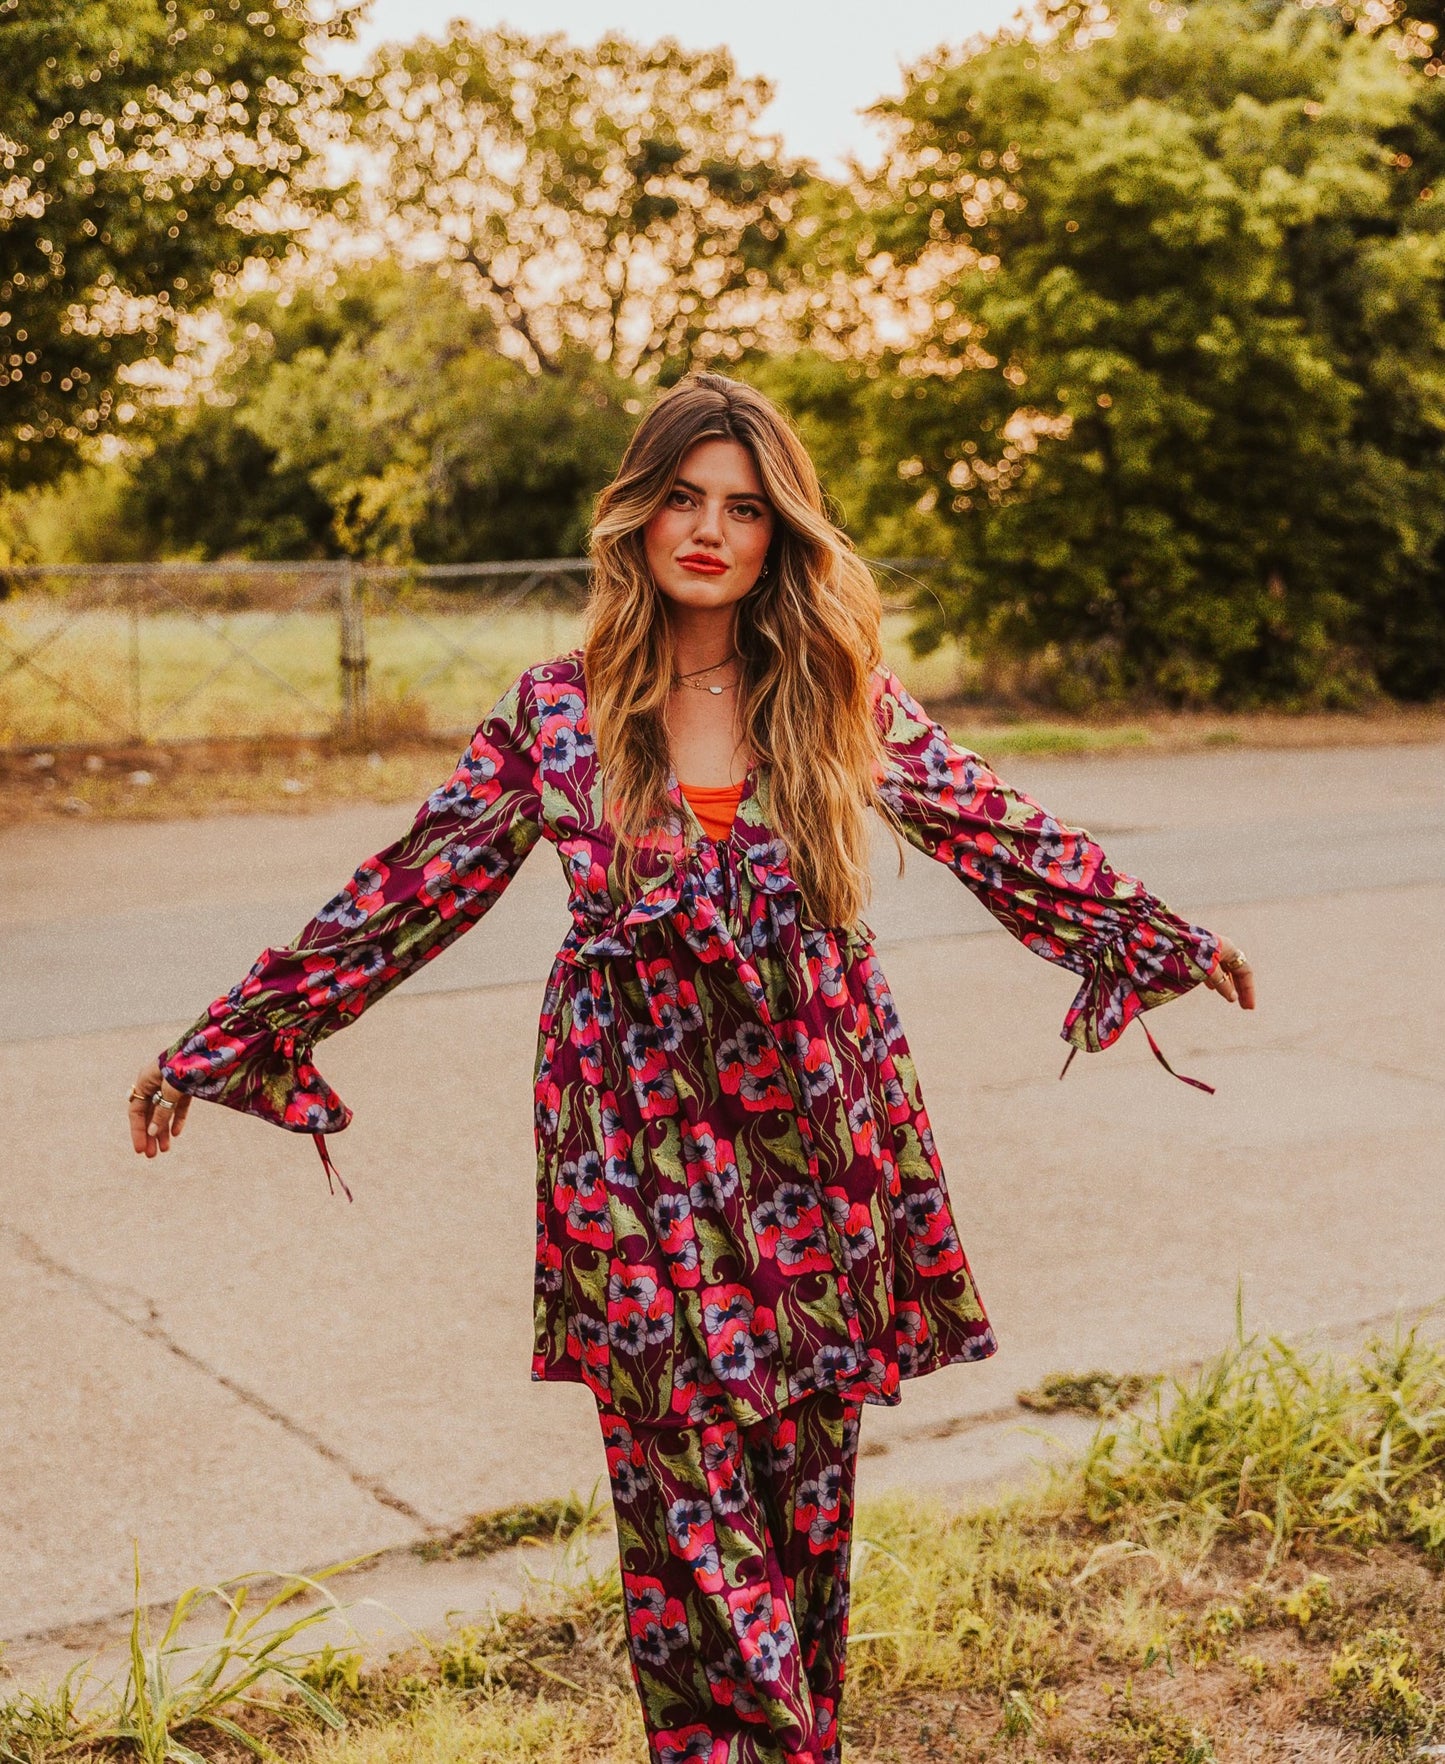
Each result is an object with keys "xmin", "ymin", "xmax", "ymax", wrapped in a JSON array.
[{"xmin": 325, "ymin": 0, "xmax": 1031, "ymax": 177}]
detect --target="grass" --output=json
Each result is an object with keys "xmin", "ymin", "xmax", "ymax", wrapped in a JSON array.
[
  {"xmin": 5, "ymin": 588, "xmax": 1441, "ymax": 827},
  {"xmin": 8, "ymin": 1317, "xmax": 1445, "ymax": 1764},
  {"xmin": 1016, "ymin": 1370, "xmax": 1162, "ymax": 1416}
]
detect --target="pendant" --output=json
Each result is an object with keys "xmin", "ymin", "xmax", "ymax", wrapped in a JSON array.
[{"xmin": 708, "ymin": 684, "xmax": 723, "ymax": 694}]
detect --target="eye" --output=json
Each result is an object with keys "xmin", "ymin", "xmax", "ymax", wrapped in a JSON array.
[
  {"xmin": 667, "ymin": 488, "xmax": 693, "ymax": 507},
  {"xmin": 731, "ymin": 502, "xmax": 765, "ymax": 520}
]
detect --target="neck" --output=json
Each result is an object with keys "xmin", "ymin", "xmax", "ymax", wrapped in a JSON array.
[{"xmin": 666, "ymin": 602, "xmax": 738, "ymax": 678}]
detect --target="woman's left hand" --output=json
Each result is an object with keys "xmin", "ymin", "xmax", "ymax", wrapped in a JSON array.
[{"xmin": 1202, "ymin": 934, "xmax": 1257, "ymax": 1010}]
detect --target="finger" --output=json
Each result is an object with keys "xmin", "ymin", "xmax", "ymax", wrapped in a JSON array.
[
  {"xmin": 147, "ymin": 1079, "xmax": 186, "ymax": 1153},
  {"xmin": 171, "ymin": 1094, "xmax": 192, "ymax": 1137},
  {"xmin": 1236, "ymin": 966, "xmax": 1257, "ymax": 1010},
  {"xmin": 129, "ymin": 1065, "xmax": 162, "ymax": 1154}
]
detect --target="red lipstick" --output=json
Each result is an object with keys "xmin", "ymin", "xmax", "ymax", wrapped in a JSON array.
[{"xmin": 678, "ymin": 553, "xmax": 728, "ymax": 575}]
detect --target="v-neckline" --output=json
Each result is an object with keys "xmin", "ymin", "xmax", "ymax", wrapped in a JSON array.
[{"xmin": 667, "ymin": 763, "xmax": 760, "ymax": 844}]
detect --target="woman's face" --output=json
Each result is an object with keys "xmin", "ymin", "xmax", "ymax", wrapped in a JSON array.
[{"xmin": 642, "ymin": 438, "xmax": 777, "ymax": 615}]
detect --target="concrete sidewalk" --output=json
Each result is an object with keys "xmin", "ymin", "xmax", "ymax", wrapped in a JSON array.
[{"xmin": 3, "ymin": 741, "xmax": 1442, "ymax": 1647}]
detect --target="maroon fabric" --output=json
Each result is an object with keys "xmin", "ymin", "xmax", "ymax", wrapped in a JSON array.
[
  {"xmin": 159, "ymin": 648, "xmax": 1219, "ymax": 1425},
  {"xmin": 600, "ymin": 1391, "xmax": 860, "ymax": 1764}
]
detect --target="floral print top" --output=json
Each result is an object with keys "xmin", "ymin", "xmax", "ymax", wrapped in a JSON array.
[{"xmin": 158, "ymin": 647, "xmax": 1220, "ymax": 1426}]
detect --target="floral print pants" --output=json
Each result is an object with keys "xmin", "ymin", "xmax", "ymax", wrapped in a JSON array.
[{"xmin": 598, "ymin": 1392, "xmax": 862, "ymax": 1764}]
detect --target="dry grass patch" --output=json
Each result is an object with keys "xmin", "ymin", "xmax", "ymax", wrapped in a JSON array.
[{"xmin": 6, "ymin": 1322, "xmax": 1445, "ymax": 1764}]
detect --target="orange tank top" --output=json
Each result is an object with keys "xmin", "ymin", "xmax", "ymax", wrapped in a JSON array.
[{"xmin": 678, "ymin": 777, "xmax": 744, "ymax": 840}]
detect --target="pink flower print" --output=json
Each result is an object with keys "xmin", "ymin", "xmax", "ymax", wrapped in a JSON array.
[
  {"xmin": 824, "ymin": 1194, "xmax": 877, "ymax": 1270},
  {"xmin": 651, "ymin": 1193, "xmax": 700, "ymax": 1286},
  {"xmin": 534, "ymin": 1073, "xmax": 560, "ymax": 1138},
  {"xmin": 606, "ymin": 1262, "xmax": 674, "ymax": 1354},
  {"xmin": 940, "ymin": 829, "xmax": 1008, "ymax": 893},
  {"xmin": 750, "ymin": 1183, "xmax": 823, "ymax": 1258},
  {"xmin": 847, "ymin": 1095, "xmax": 880, "ymax": 1159},
  {"xmin": 752, "ymin": 1415, "xmax": 797, "ymax": 1480},
  {"xmin": 316, "ymin": 858, "xmax": 390, "ymax": 930},
  {"xmin": 795, "ymin": 1465, "xmax": 847, "ymax": 1552},
  {"xmin": 624, "ymin": 1572, "xmax": 690, "ymax": 1664},
  {"xmin": 299, "ymin": 953, "xmax": 341, "ymax": 1009},
  {"xmin": 640, "ymin": 956, "xmax": 703, "ymax": 1050},
  {"xmin": 1024, "ymin": 929, "xmax": 1070, "ymax": 964},
  {"xmin": 553, "ymin": 1151, "xmax": 612, "ymax": 1248},
  {"xmin": 534, "ymin": 678, "xmax": 590, "ymax": 729},
  {"xmin": 687, "ymin": 1159, "xmax": 740, "ymax": 1213},
  {"xmin": 574, "ymin": 1313, "xmax": 610, "ymax": 1372},
  {"xmin": 801, "ymin": 925, "xmax": 849, "ymax": 1005},
  {"xmin": 716, "ymin": 1022, "xmax": 792, "ymax": 1111},
  {"xmin": 913, "ymin": 1222, "xmax": 964, "ymax": 1276},
  {"xmin": 621, "ymin": 1022, "xmax": 678, "ymax": 1120},
  {"xmin": 418, "ymin": 840, "xmax": 510, "ymax": 920},
  {"xmin": 860, "ymin": 960, "xmax": 903, "ymax": 1044},
  {"xmin": 426, "ymin": 732, "xmax": 506, "ymax": 818},
  {"xmin": 283, "ymin": 1082, "xmax": 344, "ymax": 1131},
  {"xmin": 602, "ymin": 1416, "xmax": 651, "ymax": 1505},
  {"xmin": 780, "ymin": 1022, "xmax": 838, "ymax": 1100},
  {"xmin": 945, "ymin": 747, "xmax": 999, "ymax": 813},
  {"xmin": 665, "ymin": 1497, "xmax": 721, "ymax": 1590},
  {"xmin": 726, "ymin": 1581, "xmax": 796, "ymax": 1683},
  {"xmin": 654, "ymin": 1725, "xmax": 727, "ymax": 1764},
  {"xmin": 166, "ymin": 1025, "xmax": 248, "ymax": 1082},
  {"xmin": 879, "ymin": 1069, "xmax": 911, "ymax": 1126},
  {"xmin": 329, "ymin": 944, "xmax": 394, "ymax": 1012},
  {"xmin": 776, "ymin": 1228, "xmax": 833, "ymax": 1276},
  {"xmin": 535, "ymin": 1233, "xmax": 562, "ymax": 1297},
  {"xmin": 700, "ymin": 1423, "xmax": 749, "ymax": 1515},
  {"xmin": 538, "ymin": 701, "xmax": 594, "ymax": 773},
  {"xmin": 701, "ymin": 1285, "xmax": 778, "ymax": 1379},
  {"xmin": 705, "ymin": 1652, "xmax": 768, "ymax": 1720},
  {"xmin": 1026, "ymin": 815, "xmax": 1101, "ymax": 890},
  {"xmin": 669, "ymin": 1349, "xmax": 706, "ymax": 1419}
]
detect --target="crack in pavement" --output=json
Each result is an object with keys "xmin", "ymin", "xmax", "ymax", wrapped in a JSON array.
[{"xmin": 1, "ymin": 1222, "xmax": 437, "ymax": 1533}]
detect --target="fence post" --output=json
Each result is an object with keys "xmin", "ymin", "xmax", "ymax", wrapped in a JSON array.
[
  {"xmin": 129, "ymin": 590, "xmax": 143, "ymax": 743},
  {"xmin": 338, "ymin": 565, "xmax": 370, "ymax": 743}
]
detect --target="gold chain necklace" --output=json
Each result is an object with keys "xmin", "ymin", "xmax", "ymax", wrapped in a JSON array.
[{"xmin": 673, "ymin": 651, "xmax": 740, "ymax": 696}]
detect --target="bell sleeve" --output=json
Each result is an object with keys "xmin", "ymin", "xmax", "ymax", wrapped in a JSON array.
[
  {"xmin": 871, "ymin": 665, "xmax": 1221, "ymax": 1085},
  {"xmin": 155, "ymin": 667, "xmax": 546, "ymax": 1186}
]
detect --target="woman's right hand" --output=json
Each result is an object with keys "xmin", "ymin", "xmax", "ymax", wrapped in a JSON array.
[{"xmin": 128, "ymin": 1060, "xmax": 193, "ymax": 1158}]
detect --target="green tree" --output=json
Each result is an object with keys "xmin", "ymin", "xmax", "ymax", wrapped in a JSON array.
[
  {"xmin": 344, "ymin": 27, "xmax": 813, "ymax": 382},
  {"xmin": 0, "ymin": 0, "xmax": 353, "ymax": 489},
  {"xmin": 117, "ymin": 264, "xmax": 635, "ymax": 561},
  {"xmin": 854, "ymin": 0, "xmax": 1445, "ymax": 703}
]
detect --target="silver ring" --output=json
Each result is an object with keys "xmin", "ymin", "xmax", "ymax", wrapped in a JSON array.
[{"xmin": 152, "ymin": 1095, "xmax": 176, "ymax": 1110}]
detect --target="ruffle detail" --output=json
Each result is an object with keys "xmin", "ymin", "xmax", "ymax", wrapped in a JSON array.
[{"xmin": 159, "ymin": 1014, "xmax": 352, "ymax": 1135}]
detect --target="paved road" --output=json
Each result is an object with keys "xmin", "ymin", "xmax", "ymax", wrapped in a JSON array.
[{"xmin": 3, "ymin": 741, "xmax": 1443, "ymax": 1640}]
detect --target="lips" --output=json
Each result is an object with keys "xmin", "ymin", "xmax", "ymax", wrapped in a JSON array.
[{"xmin": 677, "ymin": 554, "xmax": 728, "ymax": 575}]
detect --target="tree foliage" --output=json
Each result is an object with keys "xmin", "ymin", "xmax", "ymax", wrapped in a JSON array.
[
  {"xmin": 0, "ymin": 0, "xmax": 352, "ymax": 489},
  {"xmin": 343, "ymin": 27, "xmax": 814, "ymax": 381},
  {"xmin": 114, "ymin": 265, "xmax": 635, "ymax": 561},
  {"xmin": 853, "ymin": 0, "xmax": 1445, "ymax": 703}
]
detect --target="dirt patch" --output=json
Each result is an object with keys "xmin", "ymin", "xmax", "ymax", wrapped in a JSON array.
[{"xmin": 3, "ymin": 703, "xmax": 1442, "ymax": 828}]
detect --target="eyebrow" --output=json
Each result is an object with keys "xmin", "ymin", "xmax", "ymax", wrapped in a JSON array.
[{"xmin": 673, "ymin": 476, "xmax": 769, "ymax": 504}]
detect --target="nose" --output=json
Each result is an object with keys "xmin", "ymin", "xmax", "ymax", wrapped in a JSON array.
[{"xmin": 689, "ymin": 498, "xmax": 724, "ymax": 548}]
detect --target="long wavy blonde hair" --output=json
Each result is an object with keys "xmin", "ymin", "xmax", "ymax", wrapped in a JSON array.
[{"xmin": 583, "ymin": 371, "xmax": 907, "ymax": 928}]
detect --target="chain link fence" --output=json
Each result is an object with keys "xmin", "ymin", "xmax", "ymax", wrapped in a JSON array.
[{"xmin": 0, "ymin": 559, "xmax": 952, "ymax": 756}]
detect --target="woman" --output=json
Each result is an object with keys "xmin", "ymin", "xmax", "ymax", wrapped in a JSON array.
[{"xmin": 128, "ymin": 372, "xmax": 1254, "ymax": 1764}]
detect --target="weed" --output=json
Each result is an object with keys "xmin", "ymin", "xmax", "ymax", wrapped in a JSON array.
[
  {"xmin": 416, "ymin": 1494, "xmax": 600, "ymax": 1564},
  {"xmin": 1079, "ymin": 1314, "xmax": 1445, "ymax": 1568},
  {"xmin": 1017, "ymin": 1371, "xmax": 1160, "ymax": 1417},
  {"xmin": 1094, "ymin": 1684, "xmax": 1217, "ymax": 1764},
  {"xmin": 1325, "ymin": 1626, "xmax": 1439, "ymax": 1747}
]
